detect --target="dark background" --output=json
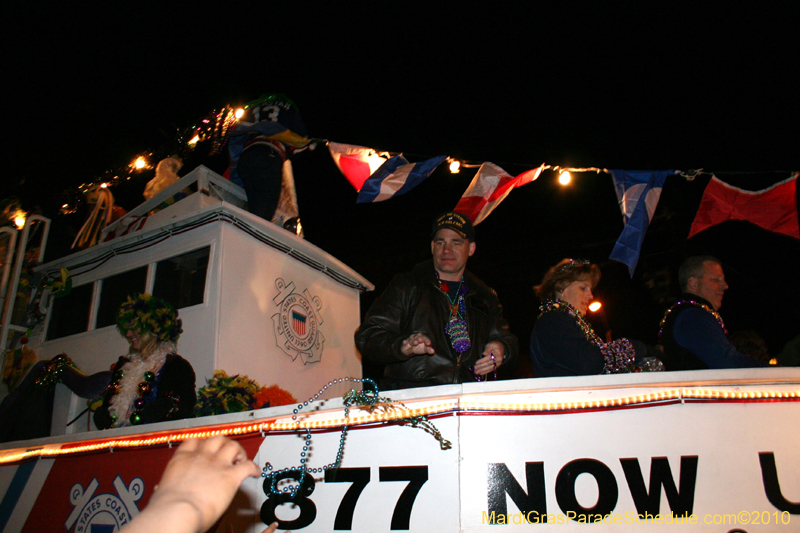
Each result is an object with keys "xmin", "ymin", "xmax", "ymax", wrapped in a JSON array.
[{"xmin": 4, "ymin": 3, "xmax": 798, "ymax": 377}]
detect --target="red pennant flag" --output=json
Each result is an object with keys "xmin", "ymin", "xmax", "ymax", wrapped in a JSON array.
[
  {"xmin": 455, "ymin": 163, "xmax": 543, "ymax": 224},
  {"xmin": 688, "ymin": 175, "xmax": 800, "ymax": 240},
  {"xmin": 328, "ymin": 142, "xmax": 389, "ymax": 191}
]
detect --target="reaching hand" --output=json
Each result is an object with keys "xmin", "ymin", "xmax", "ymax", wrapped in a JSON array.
[
  {"xmin": 401, "ymin": 332, "xmax": 435, "ymax": 357},
  {"xmin": 121, "ymin": 436, "xmax": 260, "ymax": 533}
]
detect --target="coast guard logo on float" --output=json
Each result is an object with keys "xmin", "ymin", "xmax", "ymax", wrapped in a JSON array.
[
  {"xmin": 272, "ymin": 278, "xmax": 324, "ymax": 364},
  {"xmin": 65, "ymin": 476, "xmax": 144, "ymax": 532}
]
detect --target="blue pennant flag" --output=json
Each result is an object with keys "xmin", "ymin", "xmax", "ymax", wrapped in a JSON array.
[
  {"xmin": 356, "ymin": 155, "xmax": 447, "ymax": 203},
  {"xmin": 609, "ymin": 170, "xmax": 674, "ymax": 276}
]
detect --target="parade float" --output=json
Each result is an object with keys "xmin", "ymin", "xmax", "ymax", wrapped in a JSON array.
[{"xmin": 0, "ymin": 167, "xmax": 798, "ymax": 532}]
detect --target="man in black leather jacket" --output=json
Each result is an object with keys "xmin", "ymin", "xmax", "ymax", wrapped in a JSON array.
[{"xmin": 355, "ymin": 212, "xmax": 518, "ymax": 389}]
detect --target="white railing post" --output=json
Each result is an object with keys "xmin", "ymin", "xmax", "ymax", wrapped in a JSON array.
[
  {"xmin": 0, "ymin": 228, "xmax": 18, "ymax": 324},
  {"xmin": 0, "ymin": 215, "xmax": 51, "ymax": 352}
]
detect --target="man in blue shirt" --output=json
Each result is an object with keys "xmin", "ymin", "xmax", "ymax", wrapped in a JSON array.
[{"xmin": 659, "ymin": 255, "xmax": 766, "ymax": 370}]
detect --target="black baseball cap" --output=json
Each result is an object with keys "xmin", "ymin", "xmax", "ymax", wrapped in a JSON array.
[{"xmin": 431, "ymin": 211, "xmax": 475, "ymax": 241}]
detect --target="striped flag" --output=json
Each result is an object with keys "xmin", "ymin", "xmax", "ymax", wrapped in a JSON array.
[
  {"xmin": 454, "ymin": 163, "xmax": 543, "ymax": 224},
  {"xmin": 327, "ymin": 142, "xmax": 390, "ymax": 191},
  {"xmin": 356, "ymin": 155, "xmax": 447, "ymax": 203},
  {"xmin": 292, "ymin": 311, "xmax": 307, "ymax": 336}
]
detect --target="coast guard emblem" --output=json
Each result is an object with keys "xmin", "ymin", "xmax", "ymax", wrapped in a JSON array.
[
  {"xmin": 65, "ymin": 476, "xmax": 144, "ymax": 532},
  {"xmin": 272, "ymin": 278, "xmax": 324, "ymax": 364}
]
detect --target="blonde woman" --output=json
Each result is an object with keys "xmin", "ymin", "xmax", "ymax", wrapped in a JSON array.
[
  {"xmin": 530, "ymin": 259, "xmax": 647, "ymax": 377},
  {"xmin": 94, "ymin": 293, "xmax": 195, "ymax": 429}
]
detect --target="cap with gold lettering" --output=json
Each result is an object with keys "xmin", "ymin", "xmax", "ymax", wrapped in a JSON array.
[{"xmin": 431, "ymin": 211, "xmax": 475, "ymax": 241}]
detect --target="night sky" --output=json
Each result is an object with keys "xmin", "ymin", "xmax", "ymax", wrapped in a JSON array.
[{"xmin": 4, "ymin": 4, "xmax": 799, "ymax": 376}]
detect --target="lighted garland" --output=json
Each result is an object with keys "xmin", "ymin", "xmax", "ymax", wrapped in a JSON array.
[
  {"xmin": 58, "ymin": 106, "xmax": 238, "ymax": 215},
  {"xmin": 539, "ymin": 299, "xmax": 636, "ymax": 373},
  {"xmin": 50, "ymin": 93, "xmax": 794, "ymax": 219},
  {"xmin": 1, "ymin": 387, "xmax": 798, "ymax": 465},
  {"xmin": 262, "ymin": 377, "xmax": 451, "ymax": 499}
]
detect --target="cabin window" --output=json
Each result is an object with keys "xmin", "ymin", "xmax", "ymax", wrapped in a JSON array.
[
  {"xmin": 153, "ymin": 246, "xmax": 210, "ymax": 309},
  {"xmin": 46, "ymin": 283, "xmax": 93, "ymax": 340},
  {"xmin": 96, "ymin": 266, "xmax": 149, "ymax": 329}
]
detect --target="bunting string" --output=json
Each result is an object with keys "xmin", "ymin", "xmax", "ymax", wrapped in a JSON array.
[{"xmin": 41, "ymin": 101, "xmax": 797, "ymax": 278}]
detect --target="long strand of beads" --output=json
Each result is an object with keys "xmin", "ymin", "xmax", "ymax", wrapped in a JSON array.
[
  {"xmin": 539, "ymin": 299, "xmax": 604, "ymax": 345},
  {"xmin": 658, "ymin": 299, "xmax": 727, "ymax": 338},
  {"xmin": 34, "ymin": 353, "xmax": 77, "ymax": 391},
  {"xmin": 262, "ymin": 377, "xmax": 379, "ymax": 498},
  {"xmin": 436, "ymin": 273, "xmax": 471, "ymax": 353},
  {"xmin": 129, "ymin": 370, "xmax": 156, "ymax": 425},
  {"xmin": 539, "ymin": 299, "xmax": 635, "ymax": 373},
  {"xmin": 343, "ymin": 385, "xmax": 452, "ymax": 450}
]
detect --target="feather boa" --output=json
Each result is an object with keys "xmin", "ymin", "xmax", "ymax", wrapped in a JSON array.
[{"xmin": 108, "ymin": 342, "xmax": 175, "ymax": 427}]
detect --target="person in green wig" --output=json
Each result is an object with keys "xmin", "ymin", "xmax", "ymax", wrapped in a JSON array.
[{"xmin": 93, "ymin": 293, "xmax": 196, "ymax": 429}]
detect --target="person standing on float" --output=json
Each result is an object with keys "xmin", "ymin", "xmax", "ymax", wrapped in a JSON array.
[
  {"xmin": 355, "ymin": 212, "xmax": 517, "ymax": 389},
  {"xmin": 227, "ymin": 93, "xmax": 311, "ymax": 231}
]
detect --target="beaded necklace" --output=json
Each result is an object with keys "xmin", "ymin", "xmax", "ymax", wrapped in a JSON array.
[
  {"xmin": 658, "ymin": 299, "xmax": 727, "ymax": 338},
  {"xmin": 538, "ymin": 299, "xmax": 636, "ymax": 373},
  {"xmin": 35, "ymin": 353, "xmax": 77, "ymax": 390},
  {"xmin": 262, "ymin": 377, "xmax": 450, "ymax": 499},
  {"xmin": 435, "ymin": 272, "xmax": 471, "ymax": 353},
  {"xmin": 107, "ymin": 343, "xmax": 173, "ymax": 427},
  {"xmin": 539, "ymin": 299, "xmax": 602, "ymax": 344}
]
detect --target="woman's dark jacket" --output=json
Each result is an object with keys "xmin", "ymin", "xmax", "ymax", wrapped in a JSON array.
[
  {"xmin": 530, "ymin": 309, "xmax": 646, "ymax": 377},
  {"xmin": 530, "ymin": 311, "xmax": 606, "ymax": 376}
]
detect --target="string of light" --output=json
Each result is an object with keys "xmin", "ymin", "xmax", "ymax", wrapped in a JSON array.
[
  {"xmin": 2, "ymin": 387, "xmax": 796, "ymax": 465},
  {"xmin": 54, "ymin": 100, "xmax": 799, "ymax": 216}
]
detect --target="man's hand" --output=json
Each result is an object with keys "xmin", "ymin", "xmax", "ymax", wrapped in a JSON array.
[
  {"xmin": 474, "ymin": 341, "xmax": 505, "ymax": 376},
  {"xmin": 401, "ymin": 332, "xmax": 435, "ymax": 357}
]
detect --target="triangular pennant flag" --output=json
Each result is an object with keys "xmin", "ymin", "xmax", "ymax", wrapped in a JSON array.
[
  {"xmin": 356, "ymin": 155, "xmax": 447, "ymax": 203},
  {"xmin": 454, "ymin": 163, "xmax": 543, "ymax": 224},
  {"xmin": 328, "ymin": 142, "xmax": 389, "ymax": 191},
  {"xmin": 609, "ymin": 169, "xmax": 674, "ymax": 276},
  {"xmin": 688, "ymin": 175, "xmax": 800, "ymax": 240}
]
